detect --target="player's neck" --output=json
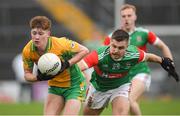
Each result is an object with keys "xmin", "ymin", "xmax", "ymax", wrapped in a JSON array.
[{"xmin": 37, "ymin": 43, "xmax": 47, "ymax": 55}]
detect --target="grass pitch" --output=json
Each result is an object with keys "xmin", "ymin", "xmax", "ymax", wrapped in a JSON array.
[{"xmin": 0, "ymin": 99, "xmax": 180, "ymax": 115}]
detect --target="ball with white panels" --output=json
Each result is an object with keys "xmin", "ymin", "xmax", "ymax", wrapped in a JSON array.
[{"xmin": 38, "ymin": 53, "xmax": 61, "ymax": 76}]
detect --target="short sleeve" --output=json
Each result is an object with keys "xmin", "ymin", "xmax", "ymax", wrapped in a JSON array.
[
  {"xmin": 83, "ymin": 50, "xmax": 99, "ymax": 68},
  {"xmin": 137, "ymin": 48, "xmax": 145, "ymax": 62}
]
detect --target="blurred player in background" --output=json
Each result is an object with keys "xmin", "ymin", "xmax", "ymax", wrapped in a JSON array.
[
  {"xmin": 22, "ymin": 16, "xmax": 89, "ymax": 115},
  {"xmin": 78, "ymin": 29, "xmax": 173, "ymax": 115},
  {"xmin": 103, "ymin": 4, "xmax": 173, "ymax": 115}
]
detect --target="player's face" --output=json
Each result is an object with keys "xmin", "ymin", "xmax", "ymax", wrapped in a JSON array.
[
  {"xmin": 31, "ymin": 28, "xmax": 50, "ymax": 48},
  {"xmin": 120, "ymin": 8, "xmax": 137, "ymax": 31},
  {"xmin": 110, "ymin": 39, "xmax": 128, "ymax": 60}
]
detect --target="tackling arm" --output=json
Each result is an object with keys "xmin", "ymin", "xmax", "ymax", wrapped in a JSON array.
[
  {"xmin": 144, "ymin": 53, "xmax": 162, "ymax": 63},
  {"xmin": 145, "ymin": 53, "xmax": 179, "ymax": 82}
]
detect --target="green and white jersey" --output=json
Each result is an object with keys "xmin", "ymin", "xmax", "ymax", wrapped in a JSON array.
[
  {"xmin": 83, "ymin": 45, "xmax": 145, "ymax": 91},
  {"xmin": 104, "ymin": 27, "xmax": 160, "ymax": 77}
]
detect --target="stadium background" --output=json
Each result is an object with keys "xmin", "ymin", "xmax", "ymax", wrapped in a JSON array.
[{"xmin": 0, "ymin": 0, "xmax": 180, "ymax": 115}]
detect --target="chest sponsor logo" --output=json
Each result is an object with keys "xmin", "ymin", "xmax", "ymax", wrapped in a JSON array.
[{"xmin": 112, "ymin": 63, "xmax": 120, "ymax": 70}]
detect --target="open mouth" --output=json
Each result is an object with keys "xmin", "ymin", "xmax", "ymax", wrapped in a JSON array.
[
  {"xmin": 125, "ymin": 22, "xmax": 129, "ymax": 25},
  {"xmin": 33, "ymin": 40, "xmax": 40, "ymax": 45}
]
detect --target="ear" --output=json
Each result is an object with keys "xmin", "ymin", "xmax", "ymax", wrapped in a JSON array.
[
  {"xmin": 134, "ymin": 14, "xmax": 137, "ymax": 21},
  {"xmin": 110, "ymin": 38, "xmax": 113, "ymax": 43},
  {"xmin": 48, "ymin": 31, "xmax": 51, "ymax": 36}
]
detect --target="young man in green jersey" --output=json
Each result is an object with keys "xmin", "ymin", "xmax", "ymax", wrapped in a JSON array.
[
  {"xmin": 103, "ymin": 4, "xmax": 176, "ymax": 115},
  {"xmin": 78, "ymin": 29, "xmax": 176, "ymax": 115}
]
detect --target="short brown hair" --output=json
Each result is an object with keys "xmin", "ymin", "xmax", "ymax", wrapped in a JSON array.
[
  {"xmin": 29, "ymin": 16, "xmax": 51, "ymax": 30},
  {"xmin": 120, "ymin": 4, "xmax": 136, "ymax": 13},
  {"xmin": 111, "ymin": 29, "xmax": 129, "ymax": 42}
]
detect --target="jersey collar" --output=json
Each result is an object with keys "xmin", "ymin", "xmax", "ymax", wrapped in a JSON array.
[
  {"xmin": 128, "ymin": 27, "xmax": 137, "ymax": 35},
  {"xmin": 31, "ymin": 37, "xmax": 52, "ymax": 52}
]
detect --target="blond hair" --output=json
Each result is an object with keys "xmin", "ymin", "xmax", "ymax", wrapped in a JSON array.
[{"xmin": 120, "ymin": 4, "xmax": 136, "ymax": 13}]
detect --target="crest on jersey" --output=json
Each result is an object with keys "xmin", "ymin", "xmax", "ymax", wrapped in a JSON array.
[
  {"xmin": 126, "ymin": 62, "xmax": 131, "ymax": 68},
  {"xmin": 136, "ymin": 36, "xmax": 142, "ymax": 42},
  {"xmin": 70, "ymin": 42, "xmax": 75, "ymax": 48}
]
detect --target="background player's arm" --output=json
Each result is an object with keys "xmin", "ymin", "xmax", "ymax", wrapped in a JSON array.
[
  {"xmin": 154, "ymin": 39, "xmax": 173, "ymax": 60},
  {"xmin": 148, "ymin": 31, "xmax": 173, "ymax": 60}
]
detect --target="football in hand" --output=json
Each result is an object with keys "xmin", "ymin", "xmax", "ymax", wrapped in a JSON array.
[{"xmin": 38, "ymin": 53, "xmax": 61, "ymax": 76}]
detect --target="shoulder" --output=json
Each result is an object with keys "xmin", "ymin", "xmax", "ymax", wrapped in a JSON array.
[
  {"xmin": 22, "ymin": 41, "xmax": 32, "ymax": 57},
  {"xmin": 51, "ymin": 36, "xmax": 67, "ymax": 42},
  {"xmin": 96, "ymin": 46, "xmax": 109, "ymax": 53},
  {"xmin": 127, "ymin": 45, "xmax": 138, "ymax": 52},
  {"xmin": 124, "ymin": 45, "xmax": 140, "ymax": 59},
  {"xmin": 136, "ymin": 27, "xmax": 149, "ymax": 33},
  {"xmin": 127, "ymin": 45, "xmax": 137, "ymax": 51},
  {"xmin": 51, "ymin": 36, "xmax": 76, "ymax": 45}
]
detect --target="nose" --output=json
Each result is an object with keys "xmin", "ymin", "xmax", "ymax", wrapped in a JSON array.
[
  {"xmin": 113, "ymin": 48, "xmax": 119, "ymax": 53},
  {"xmin": 34, "ymin": 34, "xmax": 40, "ymax": 39}
]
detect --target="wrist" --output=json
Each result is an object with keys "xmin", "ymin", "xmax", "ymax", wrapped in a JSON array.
[
  {"xmin": 64, "ymin": 60, "xmax": 70, "ymax": 69},
  {"xmin": 36, "ymin": 75, "xmax": 42, "ymax": 81}
]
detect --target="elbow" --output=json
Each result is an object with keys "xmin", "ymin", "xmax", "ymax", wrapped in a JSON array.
[
  {"xmin": 24, "ymin": 76, "xmax": 31, "ymax": 82},
  {"xmin": 24, "ymin": 74, "xmax": 36, "ymax": 82},
  {"xmin": 84, "ymin": 47, "xmax": 90, "ymax": 55}
]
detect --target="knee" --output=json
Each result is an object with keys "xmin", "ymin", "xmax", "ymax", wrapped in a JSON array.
[
  {"xmin": 113, "ymin": 106, "xmax": 129, "ymax": 115},
  {"xmin": 129, "ymin": 97, "xmax": 137, "ymax": 106}
]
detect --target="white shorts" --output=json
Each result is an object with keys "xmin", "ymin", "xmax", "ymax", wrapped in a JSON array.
[
  {"xmin": 85, "ymin": 83, "xmax": 130, "ymax": 109},
  {"xmin": 132, "ymin": 73, "xmax": 151, "ymax": 91}
]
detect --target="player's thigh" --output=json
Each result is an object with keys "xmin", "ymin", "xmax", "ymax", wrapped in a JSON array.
[
  {"xmin": 85, "ymin": 84, "xmax": 111, "ymax": 109},
  {"xmin": 111, "ymin": 96, "xmax": 129, "ymax": 115},
  {"xmin": 83, "ymin": 67, "xmax": 94, "ymax": 85},
  {"xmin": 83, "ymin": 104, "xmax": 104, "ymax": 115},
  {"xmin": 110, "ymin": 83, "xmax": 130, "ymax": 114},
  {"xmin": 63, "ymin": 99, "xmax": 81, "ymax": 115},
  {"xmin": 62, "ymin": 81, "xmax": 86, "ymax": 115},
  {"xmin": 130, "ymin": 73, "xmax": 151, "ymax": 101},
  {"xmin": 44, "ymin": 93, "xmax": 65, "ymax": 115}
]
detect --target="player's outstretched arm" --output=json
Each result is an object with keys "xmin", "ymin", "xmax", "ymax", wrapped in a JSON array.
[
  {"xmin": 145, "ymin": 53, "xmax": 179, "ymax": 82},
  {"xmin": 145, "ymin": 53, "xmax": 162, "ymax": 63},
  {"xmin": 161, "ymin": 57, "xmax": 179, "ymax": 82}
]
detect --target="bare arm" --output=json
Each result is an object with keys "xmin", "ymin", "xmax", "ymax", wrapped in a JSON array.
[
  {"xmin": 77, "ymin": 60, "xmax": 89, "ymax": 71},
  {"xmin": 68, "ymin": 44, "xmax": 89, "ymax": 66},
  {"xmin": 24, "ymin": 69, "xmax": 38, "ymax": 82},
  {"xmin": 144, "ymin": 53, "xmax": 162, "ymax": 64},
  {"xmin": 154, "ymin": 39, "xmax": 173, "ymax": 60},
  {"xmin": 77, "ymin": 60, "xmax": 93, "ymax": 86}
]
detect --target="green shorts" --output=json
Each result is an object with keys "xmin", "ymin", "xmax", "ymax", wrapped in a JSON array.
[{"xmin": 48, "ymin": 81, "xmax": 86, "ymax": 101}]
